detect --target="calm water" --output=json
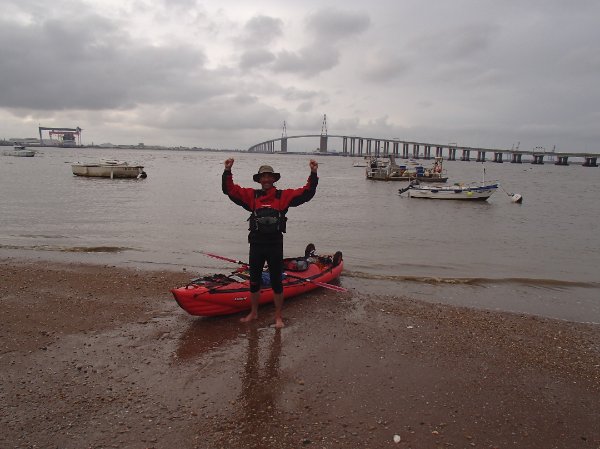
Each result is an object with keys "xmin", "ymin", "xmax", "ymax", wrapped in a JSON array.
[{"xmin": 1, "ymin": 147, "xmax": 599, "ymax": 323}]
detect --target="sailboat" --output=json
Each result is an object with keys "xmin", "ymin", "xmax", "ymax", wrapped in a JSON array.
[{"xmin": 399, "ymin": 165, "xmax": 497, "ymax": 200}]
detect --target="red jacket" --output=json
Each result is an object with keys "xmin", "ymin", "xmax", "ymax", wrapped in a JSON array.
[{"xmin": 222, "ymin": 170, "xmax": 318, "ymax": 241}]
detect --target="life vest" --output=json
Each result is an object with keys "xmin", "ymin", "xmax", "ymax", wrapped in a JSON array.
[{"xmin": 248, "ymin": 189, "xmax": 287, "ymax": 233}]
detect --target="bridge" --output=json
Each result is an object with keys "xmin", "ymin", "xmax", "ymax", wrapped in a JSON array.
[{"xmin": 248, "ymin": 119, "xmax": 599, "ymax": 167}]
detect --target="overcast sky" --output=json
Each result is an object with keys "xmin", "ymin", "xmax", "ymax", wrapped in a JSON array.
[{"xmin": 2, "ymin": 0, "xmax": 599, "ymax": 152}]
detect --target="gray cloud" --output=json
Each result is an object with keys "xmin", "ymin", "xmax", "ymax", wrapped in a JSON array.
[
  {"xmin": 140, "ymin": 97, "xmax": 286, "ymax": 131},
  {"xmin": 296, "ymin": 101, "xmax": 313, "ymax": 113},
  {"xmin": 280, "ymin": 86, "xmax": 320, "ymax": 102},
  {"xmin": 239, "ymin": 48, "xmax": 276, "ymax": 70},
  {"xmin": 0, "ymin": 13, "xmax": 221, "ymax": 111},
  {"xmin": 361, "ymin": 57, "xmax": 410, "ymax": 82},
  {"xmin": 267, "ymin": 8, "xmax": 370, "ymax": 77},
  {"xmin": 239, "ymin": 15, "xmax": 283, "ymax": 47},
  {"xmin": 305, "ymin": 7, "xmax": 370, "ymax": 42},
  {"xmin": 272, "ymin": 44, "xmax": 340, "ymax": 77},
  {"xmin": 411, "ymin": 24, "xmax": 496, "ymax": 61},
  {"xmin": 1, "ymin": 0, "xmax": 600, "ymax": 152},
  {"xmin": 236, "ymin": 15, "xmax": 284, "ymax": 70}
]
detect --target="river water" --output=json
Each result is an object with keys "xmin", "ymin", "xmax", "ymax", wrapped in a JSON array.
[{"xmin": 1, "ymin": 147, "xmax": 599, "ymax": 323}]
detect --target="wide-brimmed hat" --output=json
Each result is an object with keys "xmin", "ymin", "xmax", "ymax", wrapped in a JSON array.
[{"xmin": 253, "ymin": 165, "xmax": 281, "ymax": 183}]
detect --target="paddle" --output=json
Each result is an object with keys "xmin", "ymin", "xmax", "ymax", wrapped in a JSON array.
[{"xmin": 201, "ymin": 251, "xmax": 347, "ymax": 293}]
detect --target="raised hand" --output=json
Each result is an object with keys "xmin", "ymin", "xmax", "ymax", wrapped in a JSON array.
[
  {"xmin": 224, "ymin": 158, "xmax": 234, "ymax": 170},
  {"xmin": 309, "ymin": 159, "xmax": 318, "ymax": 172}
]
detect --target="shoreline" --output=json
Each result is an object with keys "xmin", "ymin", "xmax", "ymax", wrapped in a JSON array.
[
  {"xmin": 1, "ymin": 257, "xmax": 599, "ymax": 448},
  {"xmin": 3, "ymin": 247, "xmax": 599, "ymax": 325}
]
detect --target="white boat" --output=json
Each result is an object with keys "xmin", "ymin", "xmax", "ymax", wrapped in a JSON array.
[
  {"xmin": 71, "ymin": 160, "xmax": 147, "ymax": 179},
  {"xmin": 399, "ymin": 181, "xmax": 498, "ymax": 201},
  {"xmin": 366, "ymin": 156, "xmax": 448, "ymax": 182},
  {"xmin": 3, "ymin": 144, "xmax": 36, "ymax": 157}
]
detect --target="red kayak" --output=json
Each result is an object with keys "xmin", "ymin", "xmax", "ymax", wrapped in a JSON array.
[{"xmin": 171, "ymin": 244, "xmax": 344, "ymax": 317}]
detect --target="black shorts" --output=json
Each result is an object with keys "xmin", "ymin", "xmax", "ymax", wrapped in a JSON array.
[{"xmin": 248, "ymin": 240, "xmax": 284, "ymax": 294}]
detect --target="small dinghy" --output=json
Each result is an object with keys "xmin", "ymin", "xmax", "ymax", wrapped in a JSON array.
[
  {"xmin": 71, "ymin": 160, "xmax": 147, "ymax": 179},
  {"xmin": 399, "ymin": 181, "xmax": 498, "ymax": 200},
  {"xmin": 3, "ymin": 144, "xmax": 36, "ymax": 157}
]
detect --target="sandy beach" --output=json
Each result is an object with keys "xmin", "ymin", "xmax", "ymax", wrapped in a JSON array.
[{"xmin": 1, "ymin": 256, "xmax": 599, "ymax": 449}]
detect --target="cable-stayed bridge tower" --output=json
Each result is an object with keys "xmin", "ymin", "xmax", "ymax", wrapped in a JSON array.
[
  {"xmin": 319, "ymin": 114, "xmax": 328, "ymax": 153},
  {"xmin": 281, "ymin": 121, "xmax": 287, "ymax": 152}
]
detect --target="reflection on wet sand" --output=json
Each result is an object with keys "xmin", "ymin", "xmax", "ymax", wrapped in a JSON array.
[
  {"xmin": 175, "ymin": 316, "xmax": 243, "ymax": 360},
  {"xmin": 236, "ymin": 327, "xmax": 285, "ymax": 449},
  {"xmin": 175, "ymin": 318, "xmax": 289, "ymax": 447}
]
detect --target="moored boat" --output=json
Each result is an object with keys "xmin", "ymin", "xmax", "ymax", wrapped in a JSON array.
[
  {"xmin": 3, "ymin": 144, "xmax": 36, "ymax": 157},
  {"xmin": 71, "ymin": 160, "xmax": 147, "ymax": 179},
  {"xmin": 366, "ymin": 156, "xmax": 448, "ymax": 182},
  {"xmin": 399, "ymin": 181, "xmax": 498, "ymax": 200},
  {"xmin": 172, "ymin": 244, "xmax": 344, "ymax": 317}
]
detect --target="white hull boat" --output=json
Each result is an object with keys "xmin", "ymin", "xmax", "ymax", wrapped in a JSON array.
[
  {"xmin": 71, "ymin": 160, "xmax": 147, "ymax": 179},
  {"xmin": 399, "ymin": 182, "xmax": 498, "ymax": 201},
  {"xmin": 3, "ymin": 145, "xmax": 36, "ymax": 157},
  {"xmin": 366, "ymin": 156, "xmax": 448, "ymax": 182}
]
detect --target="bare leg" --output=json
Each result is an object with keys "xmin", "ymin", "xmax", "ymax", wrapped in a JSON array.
[
  {"xmin": 241, "ymin": 291, "xmax": 260, "ymax": 323},
  {"xmin": 273, "ymin": 292, "xmax": 284, "ymax": 328}
]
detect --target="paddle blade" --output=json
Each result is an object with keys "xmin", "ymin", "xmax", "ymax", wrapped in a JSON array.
[
  {"xmin": 312, "ymin": 280, "xmax": 348, "ymax": 292},
  {"xmin": 284, "ymin": 272, "xmax": 348, "ymax": 292}
]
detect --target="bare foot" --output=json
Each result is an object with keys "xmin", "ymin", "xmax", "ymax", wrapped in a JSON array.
[
  {"xmin": 240, "ymin": 312, "xmax": 258, "ymax": 323},
  {"xmin": 273, "ymin": 317, "xmax": 284, "ymax": 328}
]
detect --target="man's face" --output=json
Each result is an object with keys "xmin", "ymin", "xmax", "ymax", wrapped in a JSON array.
[{"xmin": 259, "ymin": 173, "xmax": 276, "ymax": 189}]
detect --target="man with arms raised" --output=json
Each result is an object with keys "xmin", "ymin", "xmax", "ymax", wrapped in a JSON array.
[{"xmin": 222, "ymin": 158, "xmax": 318, "ymax": 328}]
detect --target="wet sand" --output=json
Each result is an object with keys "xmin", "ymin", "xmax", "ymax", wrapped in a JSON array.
[{"xmin": 1, "ymin": 257, "xmax": 599, "ymax": 449}]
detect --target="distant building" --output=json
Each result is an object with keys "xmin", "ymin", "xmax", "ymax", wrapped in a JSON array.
[
  {"xmin": 38, "ymin": 126, "xmax": 82, "ymax": 147},
  {"xmin": 10, "ymin": 137, "xmax": 40, "ymax": 146}
]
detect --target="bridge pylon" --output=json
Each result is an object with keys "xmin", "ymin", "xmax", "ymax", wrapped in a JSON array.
[
  {"xmin": 281, "ymin": 121, "xmax": 288, "ymax": 153},
  {"xmin": 319, "ymin": 114, "xmax": 328, "ymax": 153}
]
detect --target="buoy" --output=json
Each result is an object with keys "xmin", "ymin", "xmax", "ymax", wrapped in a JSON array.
[
  {"xmin": 510, "ymin": 193, "xmax": 523, "ymax": 203},
  {"xmin": 499, "ymin": 183, "xmax": 522, "ymax": 203}
]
